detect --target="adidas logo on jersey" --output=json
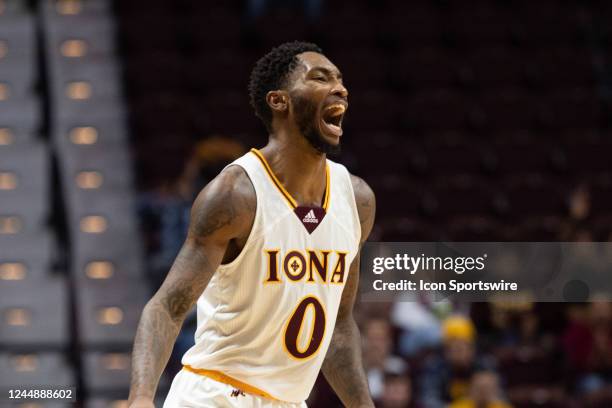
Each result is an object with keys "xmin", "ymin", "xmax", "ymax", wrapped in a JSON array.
[
  {"xmin": 294, "ymin": 206, "xmax": 326, "ymax": 234},
  {"xmin": 302, "ymin": 209, "xmax": 319, "ymax": 224}
]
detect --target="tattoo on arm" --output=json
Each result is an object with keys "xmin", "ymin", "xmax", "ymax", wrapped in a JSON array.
[
  {"xmin": 322, "ymin": 255, "xmax": 374, "ymax": 407},
  {"xmin": 128, "ymin": 167, "xmax": 255, "ymax": 403}
]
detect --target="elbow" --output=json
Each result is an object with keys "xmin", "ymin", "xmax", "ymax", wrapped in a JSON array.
[{"xmin": 141, "ymin": 296, "xmax": 185, "ymax": 327}]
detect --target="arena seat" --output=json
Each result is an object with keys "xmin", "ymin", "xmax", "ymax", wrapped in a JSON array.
[
  {"xmin": 378, "ymin": 5, "xmax": 441, "ymax": 47},
  {"xmin": 0, "ymin": 98, "xmax": 40, "ymax": 142},
  {"xmin": 72, "ymin": 241, "xmax": 144, "ymax": 285},
  {"xmin": 391, "ymin": 48, "xmax": 460, "ymax": 89},
  {"xmin": 0, "ymin": 196, "xmax": 48, "ymax": 235},
  {"xmin": 125, "ymin": 54, "xmax": 186, "ymax": 95},
  {"xmin": 184, "ymin": 12, "xmax": 242, "ymax": 53},
  {"xmin": 447, "ymin": 8, "xmax": 514, "ymax": 46},
  {"xmin": 118, "ymin": 16, "xmax": 179, "ymax": 55},
  {"xmin": 424, "ymin": 145, "xmax": 492, "ymax": 174},
  {"xmin": 465, "ymin": 47, "xmax": 526, "ymax": 87},
  {"xmin": 476, "ymin": 88, "xmax": 537, "ymax": 130},
  {"xmin": 498, "ymin": 185, "xmax": 566, "ymax": 218},
  {"xmin": 0, "ymin": 63, "xmax": 36, "ymax": 100},
  {"xmin": 344, "ymin": 90, "xmax": 400, "ymax": 132},
  {"xmin": 44, "ymin": 14, "xmax": 116, "ymax": 60},
  {"xmin": 590, "ymin": 186, "xmax": 612, "ymax": 216},
  {"xmin": 0, "ymin": 352, "xmax": 75, "ymax": 394},
  {"xmin": 40, "ymin": 0, "xmax": 112, "ymax": 18},
  {"xmin": 248, "ymin": 13, "xmax": 310, "ymax": 48},
  {"xmin": 0, "ymin": 231, "xmax": 55, "ymax": 277},
  {"xmin": 82, "ymin": 351, "xmax": 131, "ymax": 395},
  {"xmin": 537, "ymin": 88, "xmax": 601, "ymax": 129},
  {"xmin": 492, "ymin": 143, "xmax": 567, "ymax": 174},
  {"xmin": 529, "ymin": 48, "xmax": 595, "ymax": 87},
  {"xmin": 330, "ymin": 50, "xmax": 389, "ymax": 88},
  {"xmin": 52, "ymin": 98, "xmax": 126, "ymax": 128},
  {"xmin": 0, "ymin": 142, "xmax": 50, "ymax": 197},
  {"xmin": 427, "ymin": 183, "xmax": 498, "ymax": 219},
  {"xmin": 0, "ymin": 277, "xmax": 69, "ymax": 349},
  {"xmin": 65, "ymin": 192, "xmax": 140, "ymax": 235},
  {"xmin": 57, "ymin": 141, "xmax": 135, "ymax": 191},
  {"xmin": 75, "ymin": 279, "xmax": 147, "ymax": 348},
  {"xmin": 448, "ymin": 217, "xmax": 502, "ymax": 241},
  {"xmin": 404, "ymin": 90, "xmax": 473, "ymax": 130},
  {"xmin": 515, "ymin": 5, "xmax": 588, "ymax": 45},
  {"xmin": 4, "ymin": 401, "xmax": 73, "ymax": 408},
  {"xmin": 48, "ymin": 62, "xmax": 123, "ymax": 107},
  {"xmin": 0, "ymin": 14, "xmax": 36, "ymax": 71},
  {"xmin": 0, "ymin": 0, "xmax": 28, "ymax": 16},
  {"xmin": 53, "ymin": 114, "xmax": 128, "ymax": 147}
]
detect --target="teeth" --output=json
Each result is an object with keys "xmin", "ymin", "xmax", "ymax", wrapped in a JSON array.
[{"xmin": 325, "ymin": 104, "xmax": 346, "ymax": 115}]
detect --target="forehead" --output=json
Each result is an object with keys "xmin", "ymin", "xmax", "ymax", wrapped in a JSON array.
[{"xmin": 295, "ymin": 51, "xmax": 340, "ymax": 74}]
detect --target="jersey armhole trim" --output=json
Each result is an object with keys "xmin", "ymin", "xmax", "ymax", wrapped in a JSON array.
[
  {"xmin": 217, "ymin": 163, "xmax": 261, "ymax": 270},
  {"xmin": 343, "ymin": 166, "xmax": 363, "ymax": 245}
]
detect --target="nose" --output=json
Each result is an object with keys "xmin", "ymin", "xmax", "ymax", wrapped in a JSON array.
[{"xmin": 331, "ymin": 80, "xmax": 348, "ymax": 100}]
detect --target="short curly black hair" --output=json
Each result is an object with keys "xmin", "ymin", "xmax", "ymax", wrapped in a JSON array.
[{"xmin": 248, "ymin": 41, "xmax": 323, "ymax": 131}]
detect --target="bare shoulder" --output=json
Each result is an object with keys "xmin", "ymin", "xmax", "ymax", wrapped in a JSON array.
[
  {"xmin": 349, "ymin": 174, "xmax": 376, "ymax": 242},
  {"xmin": 188, "ymin": 165, "xmax": 256, "ymax": 243}
]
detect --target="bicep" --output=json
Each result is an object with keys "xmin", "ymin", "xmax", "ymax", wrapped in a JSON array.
[
  {"xmin": 151, "ymin": 167, "xmax": 255, "ymax": 321},
  {"xmin": 153, "ymin": 235, "xmax": 226, "ymax": 322}
]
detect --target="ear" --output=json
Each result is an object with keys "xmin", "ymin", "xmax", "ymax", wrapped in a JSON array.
[{"xmin": 266, "ymin": 90, "xmax": 289, "ymax": 113}]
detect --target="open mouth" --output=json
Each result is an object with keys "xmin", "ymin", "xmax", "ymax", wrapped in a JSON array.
[{"xmin": 321, "ymin": 103, "xmax": 346, "ymax": 137}]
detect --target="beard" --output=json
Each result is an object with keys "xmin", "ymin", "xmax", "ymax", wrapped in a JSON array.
[{"xmin": 291, "ymin": 94, "xmax": 341, "ymax": 156}]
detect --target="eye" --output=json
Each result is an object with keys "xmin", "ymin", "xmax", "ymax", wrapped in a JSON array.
[{"xmin": 313, "ymin": 76, "xmax": 326, "ymax": 82}]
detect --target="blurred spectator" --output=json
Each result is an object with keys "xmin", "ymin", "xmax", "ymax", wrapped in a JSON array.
[
  {"xmin": 419, "ymin": 315, "xmax": 496, "ymax": 408},
  {"xmin": 449, "ymin": 370, "xmax": 513, "ymax": 408},
  {"xmin": 560, "ymin": 183, "xmax": 592, "ymax": 240},
  {"xmin": 569, "ymin": 183, "xmax": 591, "ymax": 222},
  {"xmin": 392, "ymin": 297, "xmax": 451, "ymax": 357},
  {"xmin": 138, "ymin": 136, "xmax": 245, "ymax": 290},
  {"xmin": 564, "ymin": 299, "xmax": 612, "ymax": 403},
  {"xmin": 379, "ymin": 369, "xmax": 416, "ymax": 408},
  {"xmin": 362, "ymin": 316, "xmax": 406, "ymax": 400},
  {"xmin": 486, "ymin": 303, "xmax": 555, "ymax": 357}
]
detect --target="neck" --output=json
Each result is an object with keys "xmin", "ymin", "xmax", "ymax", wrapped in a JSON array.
[{"xmin": 259, "ymin": 128, "xmax": 328, "ymax": 207}]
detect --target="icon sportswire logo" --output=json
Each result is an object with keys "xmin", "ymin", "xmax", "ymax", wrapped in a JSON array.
[{"xmin": 302, "ymin": 209, "xmax": 318, "ymax": 224}]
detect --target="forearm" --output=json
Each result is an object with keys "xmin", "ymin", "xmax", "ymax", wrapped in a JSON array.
[
  {"xmin": 128, "ymin": 300, "xmax": 182, "ymax": 403},
  {"xmin": 322, "ymin": 317, "xmax": 374, "ymax": 408}
]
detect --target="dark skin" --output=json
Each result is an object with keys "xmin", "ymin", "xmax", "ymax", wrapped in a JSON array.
[{"xmin": 128, "ymin": 51, "xmax": 376, "ymax": 407}]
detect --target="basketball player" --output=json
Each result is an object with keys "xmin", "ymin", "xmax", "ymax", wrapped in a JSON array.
[{"xmin": 128, "ymin": 41, "xmax": 376, "ymax": 408}]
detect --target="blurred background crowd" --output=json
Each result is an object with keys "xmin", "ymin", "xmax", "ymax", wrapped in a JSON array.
[{"xmin": 1, "ymin": 0, "xmax": 612, "ymax": 407}]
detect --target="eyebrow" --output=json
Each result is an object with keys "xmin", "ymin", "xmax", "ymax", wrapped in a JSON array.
[{"xmin": 310, "ymin": 66, "xmax": 343, "ymax": 80}]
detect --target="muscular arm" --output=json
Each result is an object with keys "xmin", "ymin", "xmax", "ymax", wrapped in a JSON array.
[
  {"xmin": 128, "ymin": 166, "xmax": 255, "ymax": 405},
  {"xmin": 321, "ymin": 175, "xmax": 376, "ymax": 408}
]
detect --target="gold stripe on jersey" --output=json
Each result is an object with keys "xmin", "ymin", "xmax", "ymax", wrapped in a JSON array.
[
  {"xmin": 322, "ymin": 165, "xmax": 330, "ymax": 210},
  {"xmin": 183, "ymin": 365, "xmax": 280, "ymax": 401},
  {"xmin": 250, "ymin": 148, "xmax": 297, "ymax": 208},
  {"xmin": 250, "ymin": 148, "xmax": 330, "ymax": 211}
]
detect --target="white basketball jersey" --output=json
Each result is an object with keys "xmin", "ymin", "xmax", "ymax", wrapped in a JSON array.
[{"xmin": 181, "ymin": 148, "xmax": 361, "ymax": 403}]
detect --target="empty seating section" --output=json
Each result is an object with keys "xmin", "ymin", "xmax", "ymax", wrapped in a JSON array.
[
  {"xmin": 39, "ymin": 0, "xmax": 146, "ymax": 400},
  {"xmin": 0, "ymin": 0, "xmax": 143, "ymax": 404},
  {"xmin": 0, "ymin": 2, "xmax": 73, "ymax": 391}
]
